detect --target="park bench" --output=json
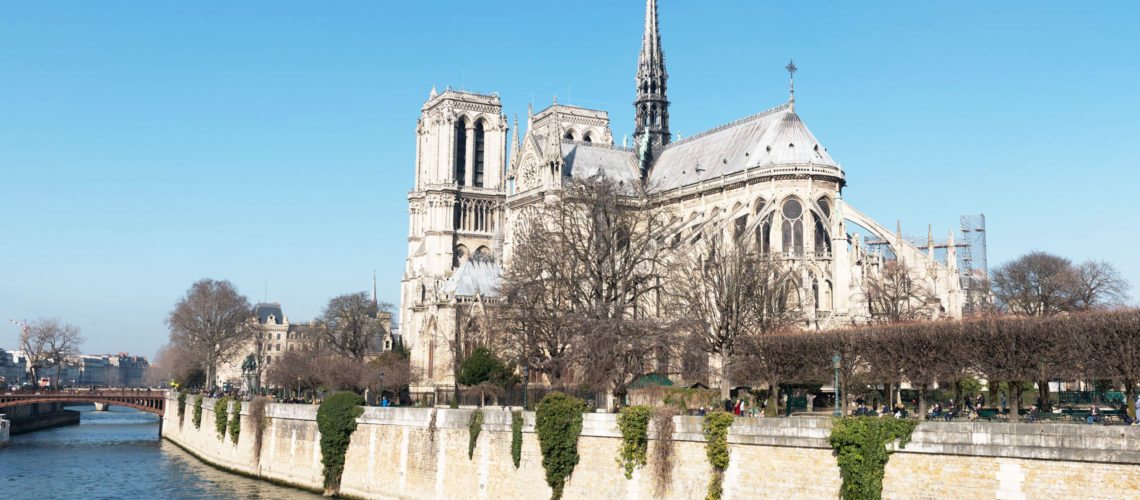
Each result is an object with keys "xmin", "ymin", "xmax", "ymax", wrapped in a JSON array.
[
  {"xmin": 1101, "ymin": 409, "xmax": 1127, "ymax": 424},
  {"xmin": 1035, "ymin": 412, "xmax": 1061, "ymax": 422},
  {"xmin": 976, "ymin": 408, "xmax": 1000, "ymax": 421},
  {"xmin": 1068, "ymin": 410, "xmax": 1092, "ymax": 423}
]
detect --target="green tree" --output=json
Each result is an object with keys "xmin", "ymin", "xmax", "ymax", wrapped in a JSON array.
[{"xmin": 458, "ymin": 346, "xmax": 520, "ymax": 405}]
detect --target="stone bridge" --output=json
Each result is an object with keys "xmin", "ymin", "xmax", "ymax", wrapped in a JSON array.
[{"xmin": 0, "ymin": 390, "xmax": 165, "ymax": 416}]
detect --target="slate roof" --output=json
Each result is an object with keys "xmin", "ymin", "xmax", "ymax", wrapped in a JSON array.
[
  {"xmin": 254, "ymin": 303, "xmax": 285, "ymax": 325},
  {"xmin": 443, "ymin": 259, "xmax": 501, "ymax": 298},
  {"xmin": 561, "ymin": 142, "xmax": 641, "ymax": 185},
  {"xmin": 648, "ymin": 104, "xmax": 839, "ymax": 191}
]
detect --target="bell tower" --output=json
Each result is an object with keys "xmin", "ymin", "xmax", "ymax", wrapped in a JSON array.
[{"xmin": 633, "ymin": 0, "xmax": 670, "ymax": 169}]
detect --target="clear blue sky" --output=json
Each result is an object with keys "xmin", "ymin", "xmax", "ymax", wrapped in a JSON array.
[{"xmin": 1, "ymin": 1, "xmax": 1137, "ymax": 357}]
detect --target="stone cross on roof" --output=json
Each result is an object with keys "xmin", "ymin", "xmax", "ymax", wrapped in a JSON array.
[{"xmin": 786, "ymin": 58, "xmax": 797, "ymax": 110}]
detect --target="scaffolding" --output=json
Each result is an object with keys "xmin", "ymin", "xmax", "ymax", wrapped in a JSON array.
[
  {"xmin": 958, "ymin": 214, "xmax": 988, "ymax": 315},
  {"xmin": 857, "ymin": 214, "xmax": 989, "ymax": 315}
]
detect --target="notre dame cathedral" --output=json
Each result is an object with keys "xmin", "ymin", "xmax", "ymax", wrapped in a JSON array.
[{"xmin": 400, "ymin": 0, "xmax": 965, "ymax": 400}]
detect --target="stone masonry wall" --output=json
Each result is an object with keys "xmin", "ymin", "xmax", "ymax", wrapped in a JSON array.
[{"xmin": 161, "ymin": 395, "xmax": 1140, "ymax": 499}]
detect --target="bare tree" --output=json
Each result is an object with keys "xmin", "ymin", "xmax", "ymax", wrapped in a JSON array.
[
  {"xmin": 1070, "ymin": 260, "xmax": 1130, "ymax": 310},
  {"xmin": 148, "ymin": 342, "xmax": 205, "ymax": 388},
  {"xmin": 733, "ymin": 332, "xmax": 825, "ymax": 416},
  {"xmin": 668, "ymin": 229, "xmax": 800, "ymax": 399},
  {"xmin": 497, "ymin": 218, "xmax": 578, "ymax": 386},
  {"xmin": 371, "ymin": 351, "xmax": 414, "ymax": 399},
  {"xmin": 959, "ymin": 317, "xmax": 1063, "ymax": 422},
  {"xmin": 498, "ymin": 176, "xmax": 673, "ymax": 401},
  {"xmin": 863, "ymin": 259, "xmax": 939, "ymax": 323},
  {"xmin": 20, "ymin": 318, "xmax": 84, "ymax": 387},
  {"xmin": 991, "ymin": 252, "xmax": 1131, "ymax": 409},
  {"xmin": 167, "ymin": 279, "xmax": 253, "ymax": 391},
  {"xmin": 1079, "ymin": 310, "xmax": 1140, "ymax": 419},
  {"xmin": 266, "ymin": 350, "xmax": 321, "ymax": 398},
  {"xmin": 318, "ymin": 292, "xmax": 388, "ymax": 361},
  {"xmin": 859, "ymin": 323, "xmax": 912, "ymax": 411},
  {"xmin": 991, "ymin": 251, "xmax": 1077, "ymax": 316},
  {"xmin": 895, "ymin": 321, "xmax": 963, "ymax": 418}
]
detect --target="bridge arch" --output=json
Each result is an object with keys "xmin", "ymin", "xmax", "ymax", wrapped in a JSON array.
[{"xmin": 0, "ymin": 391, "xmax": 166, "ymax": 416}]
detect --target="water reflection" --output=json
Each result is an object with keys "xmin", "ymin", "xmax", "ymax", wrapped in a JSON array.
[{"xmin": 1, "ymin": 405, "xmax": 320, "ymax": 499}]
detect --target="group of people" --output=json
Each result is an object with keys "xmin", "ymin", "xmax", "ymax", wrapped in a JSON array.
[{"xmin": 923, "ymin": 393, "xmax": 990, "ymax": 421}]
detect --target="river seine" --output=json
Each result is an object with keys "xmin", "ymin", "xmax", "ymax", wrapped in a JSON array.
[{"xmin": 1, "ymin": 406, "xmax": 319, "ymax": 499}]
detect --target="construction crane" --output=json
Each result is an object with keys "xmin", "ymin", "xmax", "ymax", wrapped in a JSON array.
[{"xmin": 9, "ymin": 318, "xmax": 29, "ymax": 342}]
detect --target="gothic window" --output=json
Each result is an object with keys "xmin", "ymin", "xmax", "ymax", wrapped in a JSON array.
[
  {"xmin": 583, "ymin": 132, "xmax": 592, "ymax": 143},
  {"xmin": 734, "ymin": 215, "xmax": 747, "ymax": 241},
  {"xmin": 454, "ymin": 118, "xmax": 468, "ymax": 186},
  {"xmin": 474, "ymin": 120, "xmax": 485, "ymax": 187},
  {"xmin": 812, "ymin": 280, "xmax": 820, "ymax": 310},
  {"xmin": 564, "ymin": 130, "xmax": 575, "ymax": 141},
  {"xmin": 756, "ymin": 214, "xmax": 772, "ymax": 254},
  {"xmin": 781, "ymin": 199, "xmax": 804, "ymax": 255},
  {"xmin": 817, "ymin": 197, "xmax": 831, "ymax": 219},
  {"xmin": 754, "ymin": 197, "xmax": 767, "ymax": 215},
  {"xmin": 821, "ymin": 280, "xmax": 834, "ymax": 311},
  {"xmin": 813, "ymin": 213, "xmax": 831, "ymax": 255},
  {"xmin": 474, "ymin": 201, "xmax": 483, "ymax": 231},
  {"xmin": 454, "ymin": 244, "xmax": 469, "ymax": 268}
]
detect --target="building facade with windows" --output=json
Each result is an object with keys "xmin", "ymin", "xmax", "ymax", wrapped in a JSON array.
[
  {"xmin": 216, "ymin": 301, "xmax": 397, "ymax": 391},
  {"xmin": 401, "ymin": 0, "xmax": 965, "ymax": 398}
]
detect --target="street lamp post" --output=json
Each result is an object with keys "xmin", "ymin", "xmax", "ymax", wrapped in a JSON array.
[
  {"xmin": 832, "ymin": 353, "xmax": 842, "ymax": 417},
  {"xmin": 522, "ymin": 365, "xmax": 530, "ymax": 410}
]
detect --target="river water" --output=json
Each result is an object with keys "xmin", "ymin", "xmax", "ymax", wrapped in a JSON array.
[{"xmin": 0, "ymin": 406, "xmax": 320, "ymax": 499}]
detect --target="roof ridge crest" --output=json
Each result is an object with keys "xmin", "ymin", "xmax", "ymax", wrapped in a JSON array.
[{"xmin": 664, "ymin": 103, "xmax": 791, "ymax": 149}]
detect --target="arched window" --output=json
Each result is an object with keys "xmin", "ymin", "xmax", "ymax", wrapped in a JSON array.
[
  {"xmin": 454, "ymin": 244, "xmax": 469, "ymax": 268},
  {"xmin": 454, "ymin": 118, "xmax": 468, "ymax": 186},
  {"xmin": 583, "ymin": 132, "xmax": 592, "ymax": 143},
  {"xmin": 474, "ymin": 120, "xmax": 485, "ymax": 187},
  {"xmin": 817, "ymin": 197, "xmax": 831, "ymax": 219},
  {"xmin": 781, "ymin": 199, "xmax": 804, "ymax": 255},
  {"xmin": 821, "ymin": 280, "xmax": 834, "ymax": 311},
  {"xmin": 813, "ymin": 213, "xmax": 831, "ymax": 255},
  {"xmin": 812, "ymin": 279, "xmax": 820, "ymax": 310},
  {"xmin": 756, "ymin": 213, "xmax": 772, "ymax": 254}
]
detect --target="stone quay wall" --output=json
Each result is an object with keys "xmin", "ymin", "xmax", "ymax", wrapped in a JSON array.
[
  {"xmin": 0, "ymin": 412, "xmax": 9, "ymax": 447},
  {"xmin": 161, "ymin": 395, "xmax": 1140, "ymax": 499},
  {"xmin": 4, "ymin": 402, "xmax": 81, "ymax": 434}
]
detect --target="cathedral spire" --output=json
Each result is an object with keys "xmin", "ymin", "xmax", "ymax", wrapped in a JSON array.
[
  {"xmin": 371, "ymin": 270, "xmax": 378, "ymax": 308},
  {"xmin": 634, "ymin": 0, "xmax": 669, "ymax": 173},
  {"xmin": 510, "ymin": 114, "xmax": 520, "ymax": 165}
]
